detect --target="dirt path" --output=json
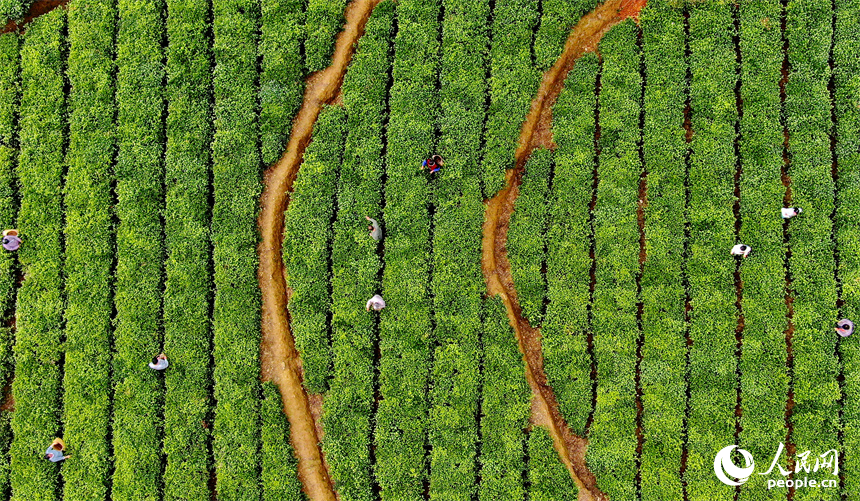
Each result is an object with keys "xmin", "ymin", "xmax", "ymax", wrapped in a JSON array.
[
  {"xmin": 258, "ymin": 1, "xmax": 382, "ymax": 500},
  {"xmin": 482, "ymin": 0, "xmax": 645, "ymax": 500}
]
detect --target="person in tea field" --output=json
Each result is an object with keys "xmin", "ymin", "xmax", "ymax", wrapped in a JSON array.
[
  {"xmin": 781, "ymin": 207, "xmax": 802, "ymax": 219},
  {"xmin": 45, "ymin": 438, "xmax": 71, "ymax": 462},
  {"xmin": 365, "ymin": 216, "xmax": 382, "ymax": 241},
  {"xmin": 149, "ymin": 353, "xmax": 169, "ymax": 370},
  {"xmin": 731, "ymin": 244, "xmax": 751, "ymax": 258},
  {"xmin": 836, "ymin": 319, "xmax": 854, "ymax": 337},
  {"xmin": 2, "ymin": 229, "xmax": 21, "ymax": 251},
  {"xmin": 420, "ymin": 154, "xmax": 444, "ymax": 174},
  {"xmin": 366, "ymin": 294, "xmax": 386, "ymax": 312}
]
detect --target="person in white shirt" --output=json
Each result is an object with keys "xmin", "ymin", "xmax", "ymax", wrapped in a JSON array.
[
  {"xmin": 781, "ymin": 207, "xmax": 802, "ymax": 219},
  {"xmin": 45, "ymin": 438, "xmax": 70, "ymax": 462},
  {"xmin": 149, "ymin": 353, "xmax": 169, "ymax": 370},
  {"xmin": 365, "ymin": 216, "xmax": 382, "ymax": 241},
  {"xmin": 836, "ymin": 319, "xmax": 854, "ymax": 337},
  {"xmin": 731, "ymin": 244, "xmax": 751, "ymax": 258},
  {"xmin": 366, "ymin": 295, "xmax": 386, "ymax": 312}
]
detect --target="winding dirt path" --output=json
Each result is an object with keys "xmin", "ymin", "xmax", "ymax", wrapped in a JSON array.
[
  {"xmin": 482, "ymin": 0, "xmax": 645, "ymax": 499},
  {"xmin": 258, "ymin": 1, "xmax": 382, "ymax": 500}
]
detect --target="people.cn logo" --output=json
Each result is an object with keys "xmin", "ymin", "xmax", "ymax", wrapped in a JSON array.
[{"xmin": 714, "ymin": 445, "xmax": 756, "ymax": 486}]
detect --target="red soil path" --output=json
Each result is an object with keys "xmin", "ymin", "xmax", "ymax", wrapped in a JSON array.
[
  {"xmin": 257, "ymin": 1, "xmax": 382, "ymax": 501},
  {"xmin": 482, "ymin": 0, "xmax": 645, "ymax": 500}
]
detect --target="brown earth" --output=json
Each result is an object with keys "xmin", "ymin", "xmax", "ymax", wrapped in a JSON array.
[
  {"xmin": 0, "ymin": 0, "xmax": 67, "ymax": 35},
  {"xmin": 483, "ymin": 0, "xmax": 646, "ymax": 500},
  {"xmin": 257, "ymin": 1, "xmax": 382, "ymax": 501}
]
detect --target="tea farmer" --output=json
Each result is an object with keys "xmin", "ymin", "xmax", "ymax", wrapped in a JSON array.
[
  {"xmin": 366, "ymin": 294, "xmax": 386, "ymax": 312},
  {"xmin": 421, "ymin": 155, "xmax": 444, "ymax": 174},
  {"xmin": 45, "ymin": 438, "xmax": 71, "ymax": 462},
  {"xmin": 2, "ymin": 229, "xmax": 21, "ymax": 251},
  {"xmin": 836, "ymin": 319, "xmax": 854, "ymax": 337},
  {"xmin": 365, "ymin": 216, "xmax": 382, "ymax": 241},
  {"xmin": 731, "ymin": 244, "xmax": 751, "ymax": 258},
  {"xmin": 782, "ymin": 207, "xmax": 802, "ymax": 219},
  {"xmin": 149, "ymin": 353, "xmax": 169, "ymax": 371}
]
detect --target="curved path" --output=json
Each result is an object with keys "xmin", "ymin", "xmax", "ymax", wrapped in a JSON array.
[
  {"xmin": 257, "ymin": 1, "xmax": 382, "ymax": 500},
  {"xmin": 481, "ymin": 0, "xmax": 645, "ymax": 499}
]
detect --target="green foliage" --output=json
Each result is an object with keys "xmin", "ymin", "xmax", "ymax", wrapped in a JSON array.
[
  {"xmin": 322, "ymin": 3, "xmax": 392, "ymax": 500},
  {"xmin": 260, "ymin": 382, "xmax": 303, "ymax": 501},
  {"xmin": 428, "ymin": 0, "xmax": 489, "ymax": 498},
  {"xmin": 283, "ymin": 105, "xmax": 347, "ymax": 394},
  {"xmin": 260, "ymin": 0, "xmax": 305, "ymax": 165},
  {"xmin": 736, "ymin": 0, "xmax": 789, "ymax": 498},
  {"xmin": 482, "ymin": 0, "xmax": 541, "ymax": 197},
  {"xmin": 162, "ymin": 0, "xmax": 213, "ymax": 499},
  {"xmin": 638, "ymin": 3, "xmax": 688, "ymax": 500},
  {"xmin": 684, "ymin": 4, "xmax": 739, "ymax": 500},
  {"xmin": 112, "ymin": 0, "xmax": 166, "ymax": 498},
  {"xmin": 533, "ymin": 0, "xmax": 598, "ymax": 70},
  {"xmin": 0, "ymin": 0, "xmax": 32, "ymax": 21},
  {"xmin": 374, "ymin": 0, "xmax": 436, "ymax": 498},
  {"xmin": 543, "ymin": 52, "xmax": 597, "ymax": 438},
  {"xmin": 586, "ymin": 20, "xmax": 641, "ymax": 501},
  {"xmin": 508, "ymin": 148, "xmax": 551, "ymax": 326},
  {"xmin": 62, "ymin": 1, "xmax": 115, "ymax": 499},
  {"xmin": 9, "ymin": 10, "xmax": 65, "ymax": 501},
  {"xmin": 211, "ymin": 0, "xmax": 263, "ymax": 498},
  {"xmin": 305, "ymin": 0, "xmax": 346, "ymax": 73},
  {"xmin": 527, "ymin": 427, "xmax": 578, "ymax": 501},
  {"xmin": 785, "ymin": 0, "xmax": 839, "ymax": 499},
  {"xmin": 478, "ymin": 296, "xmax": 529, "ymax": 501},
  {"xmin": 834, "ymin": 0, "xmax": 860, "ymax": 497}
]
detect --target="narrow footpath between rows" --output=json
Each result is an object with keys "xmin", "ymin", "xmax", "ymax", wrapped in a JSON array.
[
  {"xmin": 257, "ymin": 1, "xmax": 382, "ymax": 500},
  {"xmin": 481, "ymin": 0, "xmax": 645, "ymax": 499},
  {"xmin": 0, "ymin": 0, "xmax": 67, "ymax": 34}
]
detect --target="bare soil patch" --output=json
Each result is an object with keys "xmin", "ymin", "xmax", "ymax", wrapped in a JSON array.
[
  {"xmin": 258, "ymin": 1, "xmax": 382, "ymax": 500},
  {"xmin": 483, "ymin": 0, "xmax": 646, "ymax": 499}
]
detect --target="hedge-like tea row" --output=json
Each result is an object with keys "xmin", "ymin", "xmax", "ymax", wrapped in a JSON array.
[
  {"xmin": 259, "ymin": 0, "xmax": 305, "ymax": 165},
  {"xmin": 543, "ymin": 52, "xmax": 597, "ymax": 438},
  {"xmin": 9, "ymin": 10, "xmax": 65, "ymax": 501},
  {"xmin": 260, "ymin": 382, "xmax": 303, "ymax": 501},
  {"xmin": 533, "ymin": 0, "xmax": 598, "ymax": 70},
  {"xmin": 586, "ymin": 20, "xmax": 641, "ymax": 501},
  {"xmin": 304, "ymin": 0, "xmax": 346, "ymax": 73},
  {"xmin": 211, "ymin": 0, "xmax": 262, "ymax": 498},
  {"xmin": 685, "ymin": 4, "xmax": 739, "ymax": 500},
  {"xmin": 638, "ymin": 4, "xmax": 687, "ymax": 500},
  {"xmin": 508, "ymin": 148, "xmax": 551, "ymax": 326},
  {"xmin": 478, "ymin": 296, "xmax": 529, "ymax": 500},
  {"xmin": 62, "ymin": 1, "xmax": 115, "ymax": 499},
  {"xmin": 785, "ymin": 0, "xmax": 839, "ymax": 499},
  {"xmin": 736, "ymin": 0, "xmax": 789, "ymax": 499},
  {"xmin": 834, "ymin": 0, "xmax": 860, "ymax": 495},
  {"xmin": 112, "ymin": 0, "xmax": 166, "ymax": 497},
  {"xmin": 375, "ymin": 0, "xmax": 436, "ymax": 498},
  {"xmin": 0, "ymin": 33, "xmax": 16, "ymax": 501},
  {"xmin": 428, "ymin": 0, "xmax": 488, "ymax": 497},
  {"xmin": 162, "ymin": 0, "xmax": 213, "ymax": 499},
  {"xmin": 482, "ymin": 0, "xmax": 541, "ymax": 197},
  {"xmin": 527, "ymin": 427, "xmax": 578, "ymax": 501},
  {"xmin": 283, "ymin": 105, "xmax": 347, "ymax": 394},
  {"xmin": 322, "ymin": 3, "xmax": 391, "ymax": 499}
]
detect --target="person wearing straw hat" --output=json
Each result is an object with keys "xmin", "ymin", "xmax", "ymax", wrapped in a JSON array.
[{"xmin": 2, "ymin": 229, "xmax": 21, "ymax": 251}]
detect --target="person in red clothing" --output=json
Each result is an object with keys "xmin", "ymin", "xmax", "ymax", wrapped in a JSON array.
[{"xmin": 420, "ymin": 155, "xmax": 444, "ymax": 174}]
